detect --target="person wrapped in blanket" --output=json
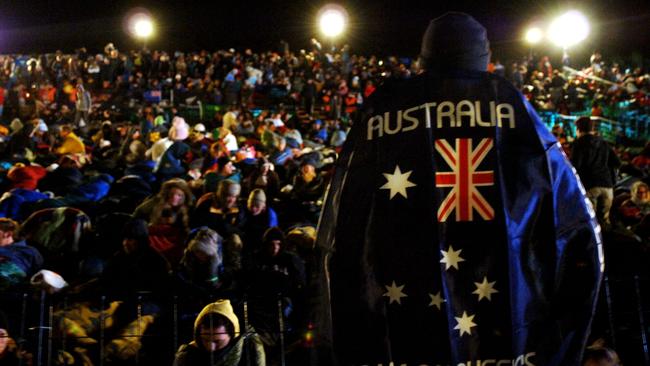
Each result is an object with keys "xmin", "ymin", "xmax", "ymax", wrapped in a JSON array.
[{"xmin": 53, "ymin": 219, "xmax": 168, "ymax": 365}]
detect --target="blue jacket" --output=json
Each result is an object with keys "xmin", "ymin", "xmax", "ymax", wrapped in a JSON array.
[
  {"xmin": 0, "ymin": 240, "xmax": 44, "ymax": 277},
  {"xmin": 0, "ymin": 188, "xmax": 49, "ymax": 220}
]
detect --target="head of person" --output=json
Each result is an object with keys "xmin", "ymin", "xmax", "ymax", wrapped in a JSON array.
[
  {"xmin": 263, "ymin": 227, "xmax": 285, "ymax": 257},
  {"xmin": 217, "ymin": 156, "xmax": 234, "ymax": 176},
  {"xmin": 59, "ymin": 124, "xmax": 73, "ymax": 138},
  {"xmin": 0, "ymin": 218, "xmax": 18, "ymax": 247},
  {"xmin": 192, "ymin": 123, "xmax": 206, "ymax": 140},
  {"xmin": 194, "ymin": 300, "xmax": 240, "ymax": 352},
  {"xmin": 576, "ymin": 116, "xmax": 595, "ymax": 136},
  {"xmin": 247, "ymin": 189, "xmax": 267, "ymax": 216},
  {"xmin": 300, "ymin": 160, "xmax": 317, "ymax": 182},
  {"xmin": 185, "ymin": 227, "xmax": 222, "ymax": 265},
  {"xmin": 160, "ymin": 178, "xmax": 193, "ymax": 208},
  {"xmin": 419, "ymin": 12, "xmax": 490, "ymax": 72},
  {"xmin": 631, "ymin": 181, "xmax": 649, "ymax": 206},
  {"xmin": 0, "ymin": 310, "xmax": 8, "ymax": 356},
  {"xmin": 121, "ymin": 219, "xmax": 149, "ymax": 254},
  {"xmin": 257, "ymin": 157, "xmax": 273, "ymax": 175},
  {"xmin": 216, "ymin": 180, "xmax": 241, "ymax": 210},
  {"xmin": 582, "ymin": 343, "xmax": 620, "ymax": 366}
]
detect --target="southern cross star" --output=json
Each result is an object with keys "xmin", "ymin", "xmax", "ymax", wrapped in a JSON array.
[
  {"xmin": 380, "ymin": 165, "xmax": 416, "ymax": 199},
  {"xmin": 428, "ymin": 291, "xmax": 446, "ymax": 310},
  {"xmin": 440, "ymin": 245, "xmax": 465, "ymax": 271},
  {"xmin": 454, "ymin": 311, "xmax": 477, "ymax": 336},
  {"xmin": 383, "ymin": 281, "xmax": 408, "ymax": 305},
  {"xmin": 473, "ymin": 276, "xmax": 499, "ymax": 302}
]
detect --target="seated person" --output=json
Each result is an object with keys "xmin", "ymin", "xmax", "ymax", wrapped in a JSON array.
[
  {"xmin": 0, "ymin": 218, "xmax": 43, "ymax": 290},
  {"xmin": 241, "ymin": 189, "xmax": 278, "ymax": 257},
  {"xmin": 176, "ymin": 227, "xmax": 225, "ymax": 296},
  {"xmin": 204, "ymin": 156, "xmax": 242, "ymax": 194},
  {"xmin": 55, "ymin": 125, "xmax": 85, "ymax": 155},
  {"xmin": 173, "ymin": 299, "xmax": 265, "ymax": 366},
  {"xmin": 99, "ymin": 219, "xmax": 169, "ymax": 298},
  {"xmin": 193, "ymin": 180, "xmax": 245, "ymax": 237},
  {"xmin": 618, "ymin": 181, "xmax": 650, "ymax": 227},
  {"xmin": 0, "ymin": 309, "xmax": 31, "ymax": 365}
]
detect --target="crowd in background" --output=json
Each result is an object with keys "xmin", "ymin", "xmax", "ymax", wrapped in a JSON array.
[{"xmin": 0, "ymin": 41, "xmax": 646, "ymax": 365}]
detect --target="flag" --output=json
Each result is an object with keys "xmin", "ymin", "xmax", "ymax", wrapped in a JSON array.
[{"xmin": 312, "ymin": 70, "xmax": 603, "ymax": 366}]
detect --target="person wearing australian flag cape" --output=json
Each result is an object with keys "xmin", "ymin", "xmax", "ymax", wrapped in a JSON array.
[{"xmin": 312, "ymin": 12, "xmax": 603, "ymax": 366}]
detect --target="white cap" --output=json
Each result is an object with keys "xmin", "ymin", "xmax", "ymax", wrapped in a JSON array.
[{"xmin": 193, "ymin": 123, "xmax": 206, "ymax": 133}]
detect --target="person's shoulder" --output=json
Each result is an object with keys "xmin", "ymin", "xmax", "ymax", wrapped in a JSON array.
[{"xmin": 173, "ymin": 342, "xmax": 199, "ymax": 365}]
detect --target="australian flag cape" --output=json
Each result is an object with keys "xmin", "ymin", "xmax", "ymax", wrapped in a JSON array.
[{"xmin": 312, "ymin": 70, "xmax": 604, "ymax": 366}]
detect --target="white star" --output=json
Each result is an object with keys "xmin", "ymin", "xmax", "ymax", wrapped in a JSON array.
[
  {"xmin": 454, "ymin": 311, "xmax": 477, "ymax": 336},
  {"xmin": 383, "ymin": 281, "xmax": 408, "ymax": 305},
  {"xmin": 473, "ymin": 276, "xmax": 499, "ymax": 302},
  {"xmin": 440, "ymin": 245, "xmax": 465, "ymax": 271},
  {"xmin": 428, "ymin": 291, "xmax": 446, "ymax": 310},
  {"xmin": 380, "ymin": 165, "xmax": 417, "ymax": 199}
]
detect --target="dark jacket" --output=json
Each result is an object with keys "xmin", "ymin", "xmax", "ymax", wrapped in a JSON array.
[
  {"xmin": 571, "ymin": 133, "xmax": 621, "ymax": 189},
  {"xmin": 192, "ymin": 198, "xmax": 245, "ymax": 237},
  {"xmin": 157, "ymin": 141, "xmax": 190, "ymax": 178},
  {"xmin": 100, "ymin": 247, "xmax": 169, "ymax": 298}
]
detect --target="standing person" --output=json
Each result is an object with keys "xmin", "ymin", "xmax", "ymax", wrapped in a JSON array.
[
  {"xmin": 173, "ymin": 299, "xmax": 265, "ymax": 366},
  {"xmin": 313, "ymin": 12, "xmax": 602, "ymax": 366},
  {"xmin": 571, "ymin": 116, "xmax": 621, "ymax": 228},
  {"xmin": 73, "ymin": 82, "xmax": 91, "ymax": 128}
]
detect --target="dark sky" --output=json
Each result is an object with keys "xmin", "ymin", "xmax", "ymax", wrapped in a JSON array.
[{"xmin": 0, "ymin": 0, "xmax": 648, "ymax": 64}]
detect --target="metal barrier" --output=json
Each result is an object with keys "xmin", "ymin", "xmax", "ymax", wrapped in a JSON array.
[
  {"xmin": 537, "ymin": 111, "xmax": 649, "ymax": 142},
  {"xmin": 0, "ymin": 290, "xmax": 310, "ymax": 366},
  {"xmin": 2, "ymin": 275, "xmax": 649, "ymax": 366}
]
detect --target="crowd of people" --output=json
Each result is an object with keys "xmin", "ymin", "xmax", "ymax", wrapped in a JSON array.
[{"xmin": 0, "ymin": 41, "xmax": 646, "ymax": 365}]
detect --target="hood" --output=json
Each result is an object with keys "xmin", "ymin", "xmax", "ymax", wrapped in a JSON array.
[
  {"xmin": 419, "ymin": 12, "xmax": 490, "ymax": 72},
  {"xmin": 193, "ymin": 299, "xmax": 240, "ymax": 344}
]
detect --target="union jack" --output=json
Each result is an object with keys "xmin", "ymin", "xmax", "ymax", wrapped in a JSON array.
[{"xmin": 435, "ymin": 138, "xmax": 495, "ymax": 222}]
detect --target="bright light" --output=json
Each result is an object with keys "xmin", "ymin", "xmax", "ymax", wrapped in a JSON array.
[
  {"xmin": 133, "ymin": 19, "xmax": 153, "ymax": 39},
  {"xmin": 547, "ymin": 10, "xmax": 590, "ymax": 48},
  {"xmin": 525, "ymin": 27, "xmax": 544, "ymax": 44},
  {"xmin": 125, "ymin": 9, "xmax": 155, "ymax": 40},
  {"xmin": 318, "ymin": 4, "xmax": 348, "ymax": 38}
]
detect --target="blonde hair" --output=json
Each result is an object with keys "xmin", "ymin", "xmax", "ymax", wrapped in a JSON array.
[{"xmin": 631, "ymin": 181, "xmax": 649, "ymax": 205}]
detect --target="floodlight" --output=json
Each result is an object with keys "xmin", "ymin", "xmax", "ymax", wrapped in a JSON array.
[
  {"xmin": 318, "ymin": 4, "xmax": 348, "ymax": 38},
  {"xmin": 525, "ymin": 27, "xmax": 543, "ymax": 44},
  {"xmin": 547, "ymin": 10, "xmax": 590, "ymax": 48},
  {"xmin": 133, "ymin": 19, "xmax": 153, "ymax": 39},
  {"xmin": 126, "ymin": 10, "xmax": 155, "ymax": 41}
]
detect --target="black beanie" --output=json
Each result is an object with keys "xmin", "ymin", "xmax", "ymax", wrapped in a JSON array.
[{"xmin": 419, "ymin": 12, "xmax": 490, "ymax": 72}]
